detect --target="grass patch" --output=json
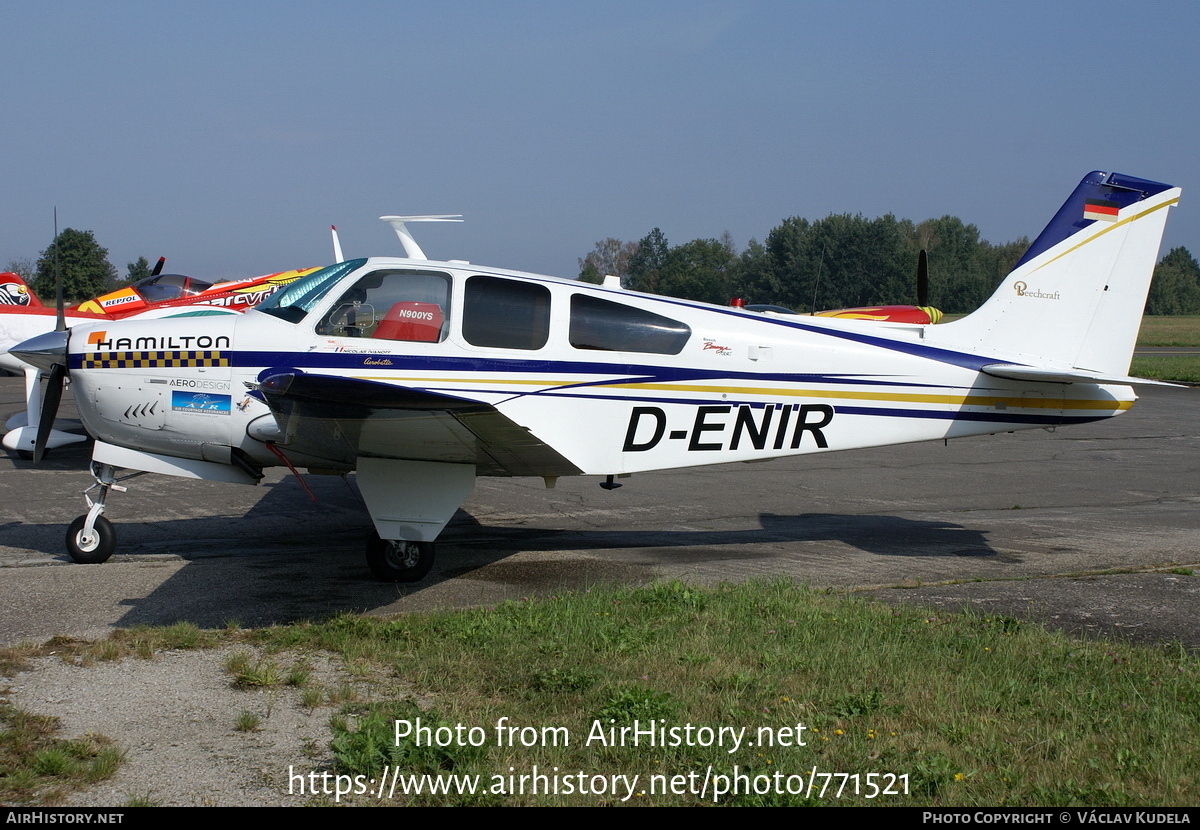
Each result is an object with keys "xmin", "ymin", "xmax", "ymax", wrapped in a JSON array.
[
  {"xmin": 0, "ymin": 702, "xmax": 123, "ymax": 804},
  {"xmin": 331, "ymin": 700, "xmax": 486, "ymax": 778},
  {"xmin": 7, "ymin": 579, "xmax": 1197, "ymax": 805},
  {"xmin": 241, "ymin": 579, "xmax": 1200, "ymax": 806},
  {"xmin": 1136, "ymin": 316, "xmax": 1200, "ymax": 347},
  {"xmin": 224, "ymin": 652, "xmax": 284, "ymax": 688},
  {"xmin": 1129, "ymin": 355, "xmax": 1200, "ymax": 383},
  {"xmin": 234, "ymin": 711, "xmax": 262, "ymax": 732},
  {"xmin": 0, "ymin": 624, "xmax": 223, "ymax": 670},
  {"xmin": 946, "ymin": 315, "xmax": 1200, "ymax": 350}
]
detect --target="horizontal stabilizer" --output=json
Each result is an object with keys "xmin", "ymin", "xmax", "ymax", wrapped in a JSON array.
[{"xmin": 981, "ymin": 363, "xmax": 1183, "ymax": 387}]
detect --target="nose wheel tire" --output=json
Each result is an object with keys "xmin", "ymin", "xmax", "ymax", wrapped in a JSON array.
[
  {"xmin": 365, "ymin": 535, "xmax": 435, "ymax": 583},
  {"xmin": 66, "ymin": 515, "xmax": 116, "ymax": 564}
]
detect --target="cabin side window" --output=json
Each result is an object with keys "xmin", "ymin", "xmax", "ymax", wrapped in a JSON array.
[
  {"xmin": 462, "ymin": 276, "xmax": 551, "ymax": 350},
  {"xmin": 316, "ymin": 269, "xmax": 451, "ymax": 342},
  {"xmin": 569, "ymin": 294, "xmax": 691, "ymax": 355}
]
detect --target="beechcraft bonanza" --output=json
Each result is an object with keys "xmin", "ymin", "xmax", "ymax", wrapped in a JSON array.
[{"xmin": 10, "ymin": 172, "xmax": 1182, "ymax": 581}]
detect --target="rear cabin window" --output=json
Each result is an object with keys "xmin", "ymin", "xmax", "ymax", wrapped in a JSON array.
[
  {"xmin": 462, "ymin": 276, "xmax": 551, "ymax": 350},
  {"xmin": 316, "ymin": 269, "xmax": 451, "ymax": 342},
  {"xmin": 569, "ymin": 294, "xmax": 691, "ymax": 355}
]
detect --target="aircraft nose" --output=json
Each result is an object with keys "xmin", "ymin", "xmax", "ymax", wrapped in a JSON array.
[{"xmin": 10, "ymin": 329, "xmax": 69, "ymax": 373}]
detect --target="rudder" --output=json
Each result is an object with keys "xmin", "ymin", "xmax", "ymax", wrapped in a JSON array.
[{"xmin": 933, "ymin": 172, "xmax": 1180, "ymax": 376}]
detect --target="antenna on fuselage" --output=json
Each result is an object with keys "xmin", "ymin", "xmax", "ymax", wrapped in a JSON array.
[
  {"xmin": 379, "ymin": 215, "xmax": 463, "ymax": 260},
  {"xmin": 809, "ymin": 241, "xmax": 826, "ymax": 316}
]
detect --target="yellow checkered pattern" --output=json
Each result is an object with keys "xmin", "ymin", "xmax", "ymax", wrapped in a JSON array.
[{"xmin": 82, "ymin": 351, "xmax": 229, "ymax": 369}]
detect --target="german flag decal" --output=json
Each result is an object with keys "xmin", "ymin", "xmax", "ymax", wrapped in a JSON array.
[{"xmin": 1083, "ymin": 198, "xmax": 1120, "ymax": 222}]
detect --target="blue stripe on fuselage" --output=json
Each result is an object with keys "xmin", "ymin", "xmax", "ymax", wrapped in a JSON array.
[{"xmin": 224, "ymin": 349, "xmax": 991, "ymax": 390}]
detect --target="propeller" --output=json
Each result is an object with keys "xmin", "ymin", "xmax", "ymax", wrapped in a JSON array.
[
  {"xmin": 30, "ymin": 209, "xmax": 70, "ymax": 462},
  {"xmin": 34, "ymin": 363, "xmax": 66, "ymax": 462},
  {"xmin": 150, "ymin": 256, "xmax": 165, "ymax": 277},
  {"xmin": 917, "ymin": 248, "xmax": 929, "ymax": 308},
  {"xmin": 12, "ymin": 329, "xmax": 72, "ymax": 462},
  {"xmin": 54, "ymin": 208, "xmax": 64, "ymax": 334},
  {"xmin": 914, "ymin": 248, "xmax": 942, "ymax": 324}
]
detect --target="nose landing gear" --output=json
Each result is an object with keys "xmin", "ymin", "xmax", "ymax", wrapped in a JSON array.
[
  {"xmin": 66, "ymin": 514, "xmax": 116, "ymax": 564},
  {"xmin": 65, "ymin": 462, "xmax": 144, "ymax": 564}
]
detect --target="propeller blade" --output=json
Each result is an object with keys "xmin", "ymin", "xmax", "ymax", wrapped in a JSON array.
[
  {"xmin": 917, "ymin": 249, "xmax": 929, "ymax": 308},
  {"xmin": 151, "ymin": 256, "xmax": 166, "ymax": 277},
  {"xmin": 33, "ymin": 362, "xmax": 66, "ymax": 463},
  {"xmin": 54, "ymin": 207, "xmax": 65, "ymax": 333}
]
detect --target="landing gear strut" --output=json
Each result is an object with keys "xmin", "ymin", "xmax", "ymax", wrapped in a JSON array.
[
  {"xmin": 64, "ymin": 462, "xmax": 142, "ymax": 564},
  {"xmin": 365, "ymin": 533, "xmax": 435, "ymax": 582}
]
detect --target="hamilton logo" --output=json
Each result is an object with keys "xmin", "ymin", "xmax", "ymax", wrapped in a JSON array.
[{"xmin": 86, "ymin": 330, "xmax": 231, "ymax": 350}]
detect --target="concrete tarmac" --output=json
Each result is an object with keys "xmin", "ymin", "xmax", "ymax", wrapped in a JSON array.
[{"xmin": 1, "ymin": 376, "xmax": 1197, "ymax": 649}]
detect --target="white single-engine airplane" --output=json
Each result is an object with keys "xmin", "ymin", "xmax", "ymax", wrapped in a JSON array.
[{"xmin": 11, "ymin": 172, "xmax": 1182, "ymax": 581}]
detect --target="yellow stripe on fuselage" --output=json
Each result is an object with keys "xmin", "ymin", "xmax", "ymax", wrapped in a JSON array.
[
  {"xmin": 355, "ymin": 374, "xmax": 1131, "ymax": 412},
  {"xmin": 601, "ymin": 382, "xmax": 1129, "ymax": 411}
]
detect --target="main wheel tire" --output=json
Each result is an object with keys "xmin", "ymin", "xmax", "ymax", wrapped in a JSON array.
[
  {"xmin": 365, "ymin": 536, "xmax": 434, "ymax": 583},
  {"xmin": 66, "ymin": 515, "xmax": 116, "ymax": 564}
]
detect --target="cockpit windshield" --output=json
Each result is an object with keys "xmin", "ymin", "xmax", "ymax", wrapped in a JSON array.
[
  {"xmin": 255, "ymin": 259, "xmax": 367, "ymax": 323},
  {"xmin": 132, "ymin": 274, "xmax": 215, "ymax": 303}
]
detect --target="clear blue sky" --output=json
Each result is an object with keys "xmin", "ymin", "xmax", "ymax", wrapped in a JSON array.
[{"xmin": 3, "ymin": 0, "xmax": 1198, "ymax": 282}]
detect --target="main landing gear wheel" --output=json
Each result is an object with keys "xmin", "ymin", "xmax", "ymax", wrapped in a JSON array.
[
  {"xmin": 66, "ymin": 515, "xmax": 116, "ymax": 564},
  {"xmin": 365, "ymin": 535, "xmax": 435, "ymax": 583}
]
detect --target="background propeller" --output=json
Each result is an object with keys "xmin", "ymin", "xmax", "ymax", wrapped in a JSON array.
[{"xmin": 917, "ymin": 248, "xmax": 929, "ymax": 308}]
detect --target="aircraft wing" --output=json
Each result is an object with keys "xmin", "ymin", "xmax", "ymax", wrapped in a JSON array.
[{"xmin": 257, "ymin": 372, "xmax": 583, "ymax": 477}]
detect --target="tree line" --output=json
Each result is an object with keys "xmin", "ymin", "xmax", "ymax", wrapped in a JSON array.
[
  {"xmin": 5, "ymin": 229, "xmax": 154, "ymax": 303},
  {"xmin": 580, "ymin": 214, "xmax": 1200, "ymax": 315},
  {"xmin": 6, "ymin": 220, "xmax": 1199, "ymax": 313}
]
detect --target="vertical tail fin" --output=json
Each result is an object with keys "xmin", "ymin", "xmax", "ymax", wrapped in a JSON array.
[
  {"xmin": 0, "ymin": 273, "xmax": 43, "ymax": 307},
  {"xmin": 934, "ymin": 172, "xmax": 1180, "ymax": 376}
]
